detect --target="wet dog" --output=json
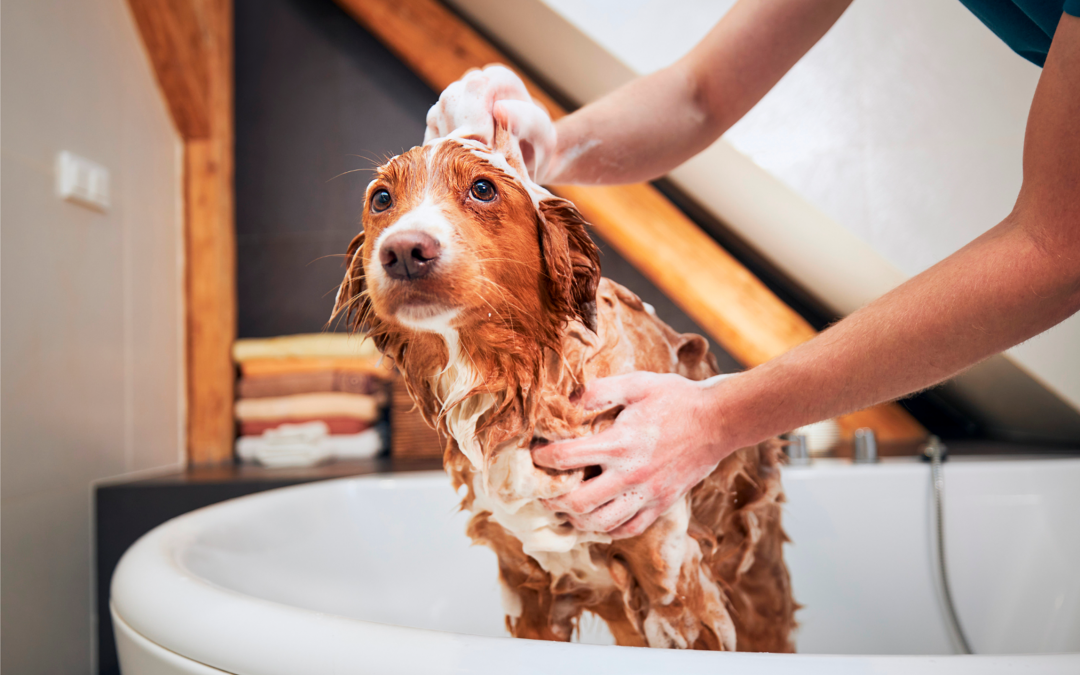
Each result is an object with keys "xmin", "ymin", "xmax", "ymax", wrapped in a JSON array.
[{"xmin": 333, "ymin": 82, "xmax": 796, "ymax": 650}]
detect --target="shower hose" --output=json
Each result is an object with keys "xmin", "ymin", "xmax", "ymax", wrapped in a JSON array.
[{"xmin": 925, "ymin": 436, "xmax": 974, "ymax": 655}]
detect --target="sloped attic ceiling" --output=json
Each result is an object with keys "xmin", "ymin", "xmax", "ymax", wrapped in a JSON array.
[{"xmin": 444, "ymin": 0, "xmax": 1080, "ymax": 444}]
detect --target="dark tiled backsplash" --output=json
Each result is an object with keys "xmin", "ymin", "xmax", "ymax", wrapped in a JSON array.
[
  {"xmin": 235, "ymin": 0, "xmax": 432, "ymax": 337},
  {"xmin": 234, "ymin": 0, "xmax": 741, "ymax": 371}
]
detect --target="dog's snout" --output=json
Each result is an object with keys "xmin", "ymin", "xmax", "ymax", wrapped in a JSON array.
[{"xmin": 379, "ymin": 231, "xmax": 441, "ymax": 280}]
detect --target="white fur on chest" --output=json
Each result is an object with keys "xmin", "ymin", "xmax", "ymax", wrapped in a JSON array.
[
  {"xmin": 426, "ymin": 330, "xmax": 613, "ymax": 589},
  {"xmin": 420, "ymin": 321, "xmax": 722, "ymax": 648}
]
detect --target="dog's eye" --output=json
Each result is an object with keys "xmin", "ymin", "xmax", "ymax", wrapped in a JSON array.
[
  {"xmin": 470, "ymin": 180, "xmax": 497, "ymax": 202},
  {"xmin": 371, "ymin": 189, "xmax": 393, "ymax": 213}
]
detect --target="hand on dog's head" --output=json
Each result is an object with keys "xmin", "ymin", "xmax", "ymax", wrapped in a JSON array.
[{"xmin": 424, "ymin": 64, "xmax": 556, "ymax": 188}]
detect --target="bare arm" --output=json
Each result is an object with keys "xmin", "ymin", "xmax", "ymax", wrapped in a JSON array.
[
  {"xmin": 534, "ymin": 13, "xmax": 1080, "ymax": 537},
  {"xmin": 712, "ymin": 12, "xmax": 1080, "ymax": 451},
  {"xmin": 543, "ymin": 0, "xmax": 855, "ymax": 185}
]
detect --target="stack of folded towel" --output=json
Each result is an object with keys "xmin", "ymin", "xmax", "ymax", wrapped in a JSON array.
[{"xmin": 232, "ymin": 333, "xmax": 392, "ymax": 466}]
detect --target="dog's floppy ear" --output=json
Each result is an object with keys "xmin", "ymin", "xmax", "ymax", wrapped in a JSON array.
[
  {"xmin": 675, "ymin": 333, "xmax": 719, "ymax": 380},
  {"xmin": 333, "ymin": 231, "xmax": 371, "ymax": 333},
  {"xmin": 538, "ymin": 198, "xmax": 601, "ymax": 333}
]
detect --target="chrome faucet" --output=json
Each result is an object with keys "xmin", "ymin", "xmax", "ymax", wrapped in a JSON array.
[
  {"xmin": 853, "ymin": 428, "xmax": 878, "ymax": 463},
  {"xmin": 785, "ymin": 434, "xmax": 810, "ymax": 465}
]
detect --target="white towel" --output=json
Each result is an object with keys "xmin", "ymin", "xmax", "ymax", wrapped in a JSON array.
[{"xmin": 236, "ymin": 422, "xmax": 383, "ymax": 467}]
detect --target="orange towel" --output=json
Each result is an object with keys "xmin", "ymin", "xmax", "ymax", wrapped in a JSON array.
[
  {"xmin": 239, "ymin": 418, "xmax": 371, "ymax": 436},
  {"xmin": 239, "ymin": 357, "xmax": 392, "ymax": 379}
]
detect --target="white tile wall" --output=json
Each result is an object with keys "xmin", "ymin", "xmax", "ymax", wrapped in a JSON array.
[{"xmin": 0, "ymin": 0, "xmax": 184, "ymax": 671}]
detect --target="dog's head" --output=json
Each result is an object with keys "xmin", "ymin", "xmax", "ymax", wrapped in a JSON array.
[{"xmin": 333, "ymin": 137, "xmax": 600, "ymax": 364}]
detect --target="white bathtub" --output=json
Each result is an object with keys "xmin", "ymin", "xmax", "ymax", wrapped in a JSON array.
[{"xmin": 111, "ymin": 457, "xmax": 1080, "ymax": 674}]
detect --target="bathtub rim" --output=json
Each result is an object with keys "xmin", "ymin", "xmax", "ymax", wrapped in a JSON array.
[{"xmin": 110, "ymin": 461, "xmax": 1080, "ymax": 675}]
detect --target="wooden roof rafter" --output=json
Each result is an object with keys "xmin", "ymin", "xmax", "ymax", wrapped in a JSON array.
[{"xmin": 128, "ymin": 0, "xmax": 236, "ymax": 465}]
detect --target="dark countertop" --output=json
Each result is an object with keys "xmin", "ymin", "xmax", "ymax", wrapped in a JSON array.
[{"xmin": 101, "ymin": 454, "xmax": 444, "ymax": 488}]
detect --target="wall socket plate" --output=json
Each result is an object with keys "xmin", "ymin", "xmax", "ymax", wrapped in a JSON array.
[{"xmin": 57, "ymin": 151, "xmax": 110, "ymax": 212}]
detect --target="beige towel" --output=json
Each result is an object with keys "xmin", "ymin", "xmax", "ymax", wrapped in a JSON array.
[
  {"xmin": 234, "ymin": 392, "xmax": 380, "ymax": 422},
  {"xmin": 232, "ymin": 333, "xmax": 380, "ymax": 362}
]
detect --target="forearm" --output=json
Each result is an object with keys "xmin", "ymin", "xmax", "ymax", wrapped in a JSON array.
[
  {"xmin": 544, "ymin": 66, "xmax": 707, "ymax": 185},
  {"xmin": 545, "ymin": 0, "xmax": 854, "ymax": 185},
  {"xmin": 702, "ymin": 12, "xmax": 1080, "ymax": 452},
  {"xmin": 708, "ymin": 212, "xmax": 1080, "ymax": 451}
]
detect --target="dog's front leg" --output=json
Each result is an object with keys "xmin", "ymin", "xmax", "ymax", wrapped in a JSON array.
[
  {"xmin": 504, "ymin": 584, "xmax": 584, "ymax": 642},
  {"xmin": 609, "ymin": 500, "xmax": 737, "ymax": 650}
]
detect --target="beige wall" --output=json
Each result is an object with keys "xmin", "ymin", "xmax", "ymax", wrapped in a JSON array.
[{"xmin": 1, "ymin": 0, "xmax": 185, "ymax": 672}]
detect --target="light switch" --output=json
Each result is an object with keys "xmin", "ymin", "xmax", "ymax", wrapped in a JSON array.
[{"xmin": 57, "ymin": 151, "xmax": 110, "ymax": 212}]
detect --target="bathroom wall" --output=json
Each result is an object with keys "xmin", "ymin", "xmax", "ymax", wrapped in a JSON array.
[
  {"xmin": 0, "ymin": 0, "xmax": 185, "ymax": 672},
  {"xmin": 233, "ymin": 0, "xmax": 742, "ymax": 373},
  {"xmin": 234, "ymin": 0, "xmax": 435, "ymax": 338},
  {"xmin": 447, "ymin": 0, "xmax": 1080, "ymax": 440}
]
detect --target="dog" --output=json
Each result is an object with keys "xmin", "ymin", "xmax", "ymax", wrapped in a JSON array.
[{"xmin": 333, "ymin": 68, "xmax": 796, "ymax": 651}]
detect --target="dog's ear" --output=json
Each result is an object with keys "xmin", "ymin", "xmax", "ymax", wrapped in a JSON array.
[
  {"xmin": 538, "ymin": 198, "xmax": 601, "ymax": 333},
  {"xmin": 675, "ymin": 333, "xmax": 720, "ymax": 380},
  {"xmin": 333, "ymin": 231, "xmax": 371, "ymax": 333}
]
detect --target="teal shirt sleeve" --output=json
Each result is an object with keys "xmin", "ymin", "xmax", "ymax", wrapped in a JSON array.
[{"xmin": 960, "ymin": 0, "xmax": 1080, "ymax": 66}]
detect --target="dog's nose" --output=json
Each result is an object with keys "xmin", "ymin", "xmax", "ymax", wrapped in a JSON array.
[{"xmin": 379, "ymin": 231, "xmax": 441, "ymax": 280}]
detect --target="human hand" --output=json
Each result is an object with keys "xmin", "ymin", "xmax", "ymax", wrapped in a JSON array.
[
  {"xmin": 423, "ymin": 64, "xmax": 556, "ymax": 183},
  {"xmin": 531, "ymin": 372, "xmax": 735, "ymax": 539}
]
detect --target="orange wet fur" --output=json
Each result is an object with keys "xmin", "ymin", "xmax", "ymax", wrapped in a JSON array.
[{"xmin": 334, "ymin": 138, "xmax": 796, "ymax": 651}]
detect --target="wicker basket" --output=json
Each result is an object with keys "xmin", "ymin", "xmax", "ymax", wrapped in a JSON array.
[{"xmin": 390, "ymin": 374, "xmax": 445, "ymax": 459}]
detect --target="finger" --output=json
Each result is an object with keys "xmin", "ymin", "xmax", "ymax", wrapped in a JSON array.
[
  {"xmin": 530, "ymin": 429, "xmax": 625, "ymax": 470},
  {"xmin": 578, "ymin": 373, "xmax": 652, "ymax": 412},
  {"xmin": 480, "ymin": 64, "xmax": 532, "ymax": 103},
  {"xmin": 542, "ymin": 470, "xmax": 626, "ymax": 515},
  {"xmin": 570, "ymin": 494, "xmax": 641, "ymax": 533},
  {"xmin": 609, "ymin": 506, "xmax": 660, "ymax": 540},
  {"xmin": 493, "ymin": 100, "xmax": 554, "ymax": 178},
  {"xmin": 494, "ymin": 100, "xmax": 553, "ymax": 141}
]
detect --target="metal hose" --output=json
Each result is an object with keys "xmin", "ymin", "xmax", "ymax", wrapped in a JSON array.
[{"xmin": 925, "ymin": 436, "xmax": 974, "ymax": 654}]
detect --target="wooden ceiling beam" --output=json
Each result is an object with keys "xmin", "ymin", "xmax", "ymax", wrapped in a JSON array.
[{"xmin": 127, "ymin": 0, "xmax": 212, "ymax": 139}]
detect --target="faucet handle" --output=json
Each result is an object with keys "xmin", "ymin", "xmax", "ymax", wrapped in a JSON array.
[
  {"xmin": 785, "ymin": 434, "xmax": 811, "ymax": 466},
  {"xmin": 921, "ymin": 434, "xmax": 948, "ymax": 462},
  {"xmin": 853, "ymin": 428, "xmax": 878, "ymax": 463}
]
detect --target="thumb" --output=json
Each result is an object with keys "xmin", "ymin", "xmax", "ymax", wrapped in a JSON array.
[{"xmin": 578, "ymin": 372, "xmax": 652, "ymax": 412}]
